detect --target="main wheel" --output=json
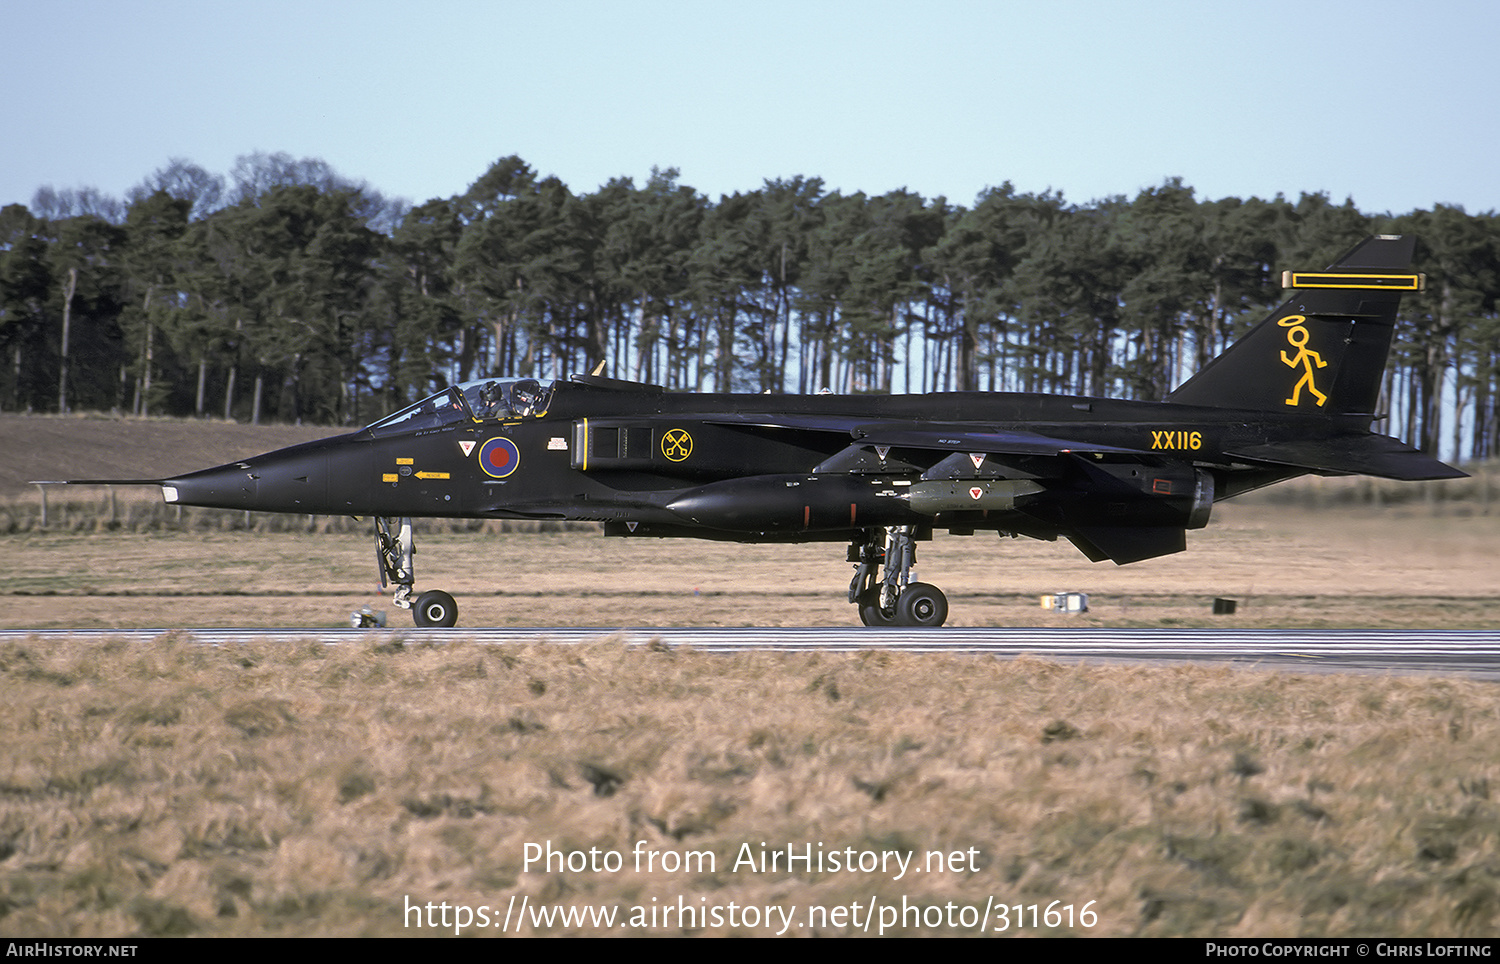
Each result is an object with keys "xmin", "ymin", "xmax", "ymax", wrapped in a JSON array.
[
  {"xmin": 857, "ymin": 588, "xmax": 899, "ymax": 627},
  {"xmin": 413, "ymin": 589, "xmax": 458, "ymax": 627},
  {"xmin": 897, "ymin": 583, "xmax": 948, "ymax": 627}
]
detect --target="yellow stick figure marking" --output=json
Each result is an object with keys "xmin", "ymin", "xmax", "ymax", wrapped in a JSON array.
[{"xmin": 1277, "ymin": 315, "xmax": 1327, "ymax": 407}]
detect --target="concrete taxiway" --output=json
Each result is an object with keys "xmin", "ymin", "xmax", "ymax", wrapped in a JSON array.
[{"xmin": 5, "ymin": 627, "xmax": 1500, "ymax": 680}]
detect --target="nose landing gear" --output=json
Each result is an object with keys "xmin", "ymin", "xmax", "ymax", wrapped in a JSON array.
[{"xmin": 375, "ymin": 516, "xmax": 459, "ymax": 627}]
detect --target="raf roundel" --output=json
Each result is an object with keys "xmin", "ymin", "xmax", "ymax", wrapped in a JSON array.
[{"xmin": 478, "ymin": 437, "xmax": 521, "ymax": 479}]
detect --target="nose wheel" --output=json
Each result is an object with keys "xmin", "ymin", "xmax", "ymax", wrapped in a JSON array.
[
  {"xmin": 413, "ymin": 589, "xmax": 458, "ymax": 628},
  {"xmin": 375, "ymin": 516, "xmax": 459, "ymax": 627}
]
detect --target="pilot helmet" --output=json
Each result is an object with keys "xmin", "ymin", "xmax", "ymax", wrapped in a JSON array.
[
  {"xmin": 512, "ymin": 378, "xmax": 542, "ymax": 409},
  {"xmin": 479, "ymin": 381, "xmax": 500, "ymax": 406}
]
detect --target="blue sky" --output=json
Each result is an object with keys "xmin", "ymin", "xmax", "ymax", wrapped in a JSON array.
[{"xmin": 3, "ymin": 0, "xmax": 1497, "ymax": 215}]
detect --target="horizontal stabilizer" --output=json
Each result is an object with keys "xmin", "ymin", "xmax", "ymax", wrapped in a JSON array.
[
  {"xmin": 1067, "ymin": 525, "xmax": 1186, "ymax": 564},
  {"xmin": 1225, "ymin": 436, "xmax": 1467, "ymax": 481}
]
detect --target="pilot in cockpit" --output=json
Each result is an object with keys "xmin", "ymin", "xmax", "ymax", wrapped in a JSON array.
[
  {"xmin": 476, "ymin": 381, "xmax": 503, "ymax": 419},
  {"xmin": 509, "ymin": 378, "xmax": 543, "ymax": 417}
]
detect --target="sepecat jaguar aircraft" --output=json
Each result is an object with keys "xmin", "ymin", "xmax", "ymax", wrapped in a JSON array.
[{"xmin": 43, "ymin": 235, "xmax": 1463, "ymax": 627}]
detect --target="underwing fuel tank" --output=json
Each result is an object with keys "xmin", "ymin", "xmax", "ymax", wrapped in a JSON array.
[
  {"xmin": 904, "ymin": 479, "xmax": 1045, "ymax": 514},
  {"xmin": 666, "ymin": 474, "xmax": 921, "ymax": 532}
]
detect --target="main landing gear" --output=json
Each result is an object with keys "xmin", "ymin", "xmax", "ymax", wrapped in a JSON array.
[
  {"xmin": 847, "ymin": 525, "xmax": 949, "ymax": 628},
  {"xmin": 375, "ymin": 516, "xmax": 459, "ymax": 627}
]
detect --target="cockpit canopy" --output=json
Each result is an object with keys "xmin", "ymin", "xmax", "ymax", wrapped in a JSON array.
[{"xmin": 365, "ymin": 378, "xmax": 553, "ymax": 436}]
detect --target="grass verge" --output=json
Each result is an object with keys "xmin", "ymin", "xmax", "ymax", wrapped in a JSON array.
[{"xmin": 2, "ymin": 636, "xmax": 1498, "ymax": 937}]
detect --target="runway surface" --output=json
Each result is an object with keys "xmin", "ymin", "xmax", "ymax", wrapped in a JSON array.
[{"xmin": 6, "ymin": 626, "xmax": 1500, "ymax": 680}]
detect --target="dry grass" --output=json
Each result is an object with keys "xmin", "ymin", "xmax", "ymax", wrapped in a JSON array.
[
  {"xmin": 3, "ymin": 636, "xmax": 1499, "ymax": 937},
  {"xmin": 2, "ymin": 501, "xmax": 1497, "ymax": 629}
]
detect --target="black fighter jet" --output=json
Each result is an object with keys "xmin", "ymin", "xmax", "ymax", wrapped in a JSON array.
[{"xmin": 46, "ymin": 235, "xmax": 1462, "ymax": 627}]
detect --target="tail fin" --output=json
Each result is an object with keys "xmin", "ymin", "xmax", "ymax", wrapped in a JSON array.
[{"xmin": 1166, "ymin": 235, "xmax": 1422, "ymax": 415}]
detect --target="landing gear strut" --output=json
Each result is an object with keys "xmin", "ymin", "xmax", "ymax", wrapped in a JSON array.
[
  {"xmin": 375, "ymin": 516, "xmax": 459, "ymax": 627},
  {"xmin": 847, "ymin": 525, "xmax": 948, "ymax": 627}
]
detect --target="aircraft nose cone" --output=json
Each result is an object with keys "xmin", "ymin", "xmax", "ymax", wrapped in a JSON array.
[
  {"xmin": 252, "ymin": 448, "xmax": 331, "ymax": 511},
  {"xmin": 158, "ymin": 437, "xmax": 338, "ymax": 513},
  {"xmin": 161, "ymin": 462, "xmax": 258, "ymax": 510},
  {"xmin": 162, "ymin": 446, "xmax": 333, "ymax": 513}
]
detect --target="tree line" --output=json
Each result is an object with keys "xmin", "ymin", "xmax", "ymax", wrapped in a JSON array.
[{"xmin": 2, "ymin": 152, "xmax": 1497, "ymax": 461}]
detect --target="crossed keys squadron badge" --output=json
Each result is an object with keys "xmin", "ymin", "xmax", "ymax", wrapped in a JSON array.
[{"xmin": 661, "ymin": 428, "xmax": 694, "ymax": 462}]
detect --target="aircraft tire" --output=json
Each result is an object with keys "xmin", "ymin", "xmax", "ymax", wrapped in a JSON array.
[
  {"xmin": 856, "ymin": 589, "xmax": 899, "ymax": 627},
  {"xmin": 413, "ymin": 589, "xmax": 459, "ymax": 628},
  {"xmin": 897, "ymin": 583, "xmax": 948, "ymax": 628}
]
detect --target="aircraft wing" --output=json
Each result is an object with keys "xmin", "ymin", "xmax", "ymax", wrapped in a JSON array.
[
  {"xmin": 702, "ymin": 413, "xmax": 871, "ymax": 433},
  {"xmin": 850, "ymin": 423, "xmax": 1151, "ymax": 457},
  {"xmin": 704, "ymin": 414, "xmax": 1150, "ymax": 456}
]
